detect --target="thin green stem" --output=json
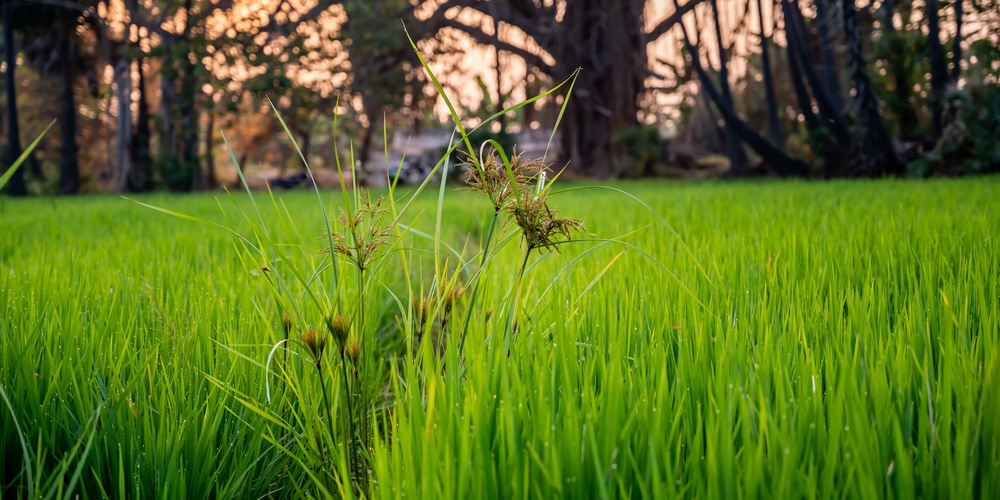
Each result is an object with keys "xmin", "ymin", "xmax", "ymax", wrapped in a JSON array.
[
  {"xmin": 505, "ymin": 247, "xmax": 533, "ymax": 354},
  {"xmin": 356, "ymin": 264, "xmax": 368, "ymax": 492},
  {"xmin": 338, "ymin": 349, "xmax": 357, "ymax": 491},
  {"xmin": 459, "ymin": 211, "xmax": 500, "ymax": 354},
  {"xmin": 316, "ymin": 361, "xmax": 337, "ymax": 477}
]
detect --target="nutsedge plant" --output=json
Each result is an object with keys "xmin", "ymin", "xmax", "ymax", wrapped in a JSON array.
[{"xmin": 4, "ymin": 30, "xmax": 998, "ymax": 500}]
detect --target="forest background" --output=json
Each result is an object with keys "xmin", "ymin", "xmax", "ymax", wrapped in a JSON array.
[{"xmin": 1, "ymin": 0, "xmax": 998, "ymax": 196}]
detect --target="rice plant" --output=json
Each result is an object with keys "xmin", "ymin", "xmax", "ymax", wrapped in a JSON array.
[{"xmin": 1, "ymin": 40, "xmax": 998, "ymax": 500}]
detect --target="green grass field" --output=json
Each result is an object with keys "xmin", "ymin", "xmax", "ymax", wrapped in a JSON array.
[{"xmin": 1, "ymin": 178, "xmax": 998, "ymax": 498}]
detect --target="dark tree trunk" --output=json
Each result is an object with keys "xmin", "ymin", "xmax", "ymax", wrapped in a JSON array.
[
  {"xmin": 179, "ymin": 0, "xmax": 201, "ymax": 191},
  {"xmin": 114, "ymin": 56, "xmax": 132, "ymax": 193},
  {"xmin": 359, "ymin": 113, "xmax": 378, "ymax": 181},
  {"xmin": 3, "ymin": 4, "xmax": 26, "ymax": 196},
  {"xmin": 554, "ymin": 0, "xmax": 645, "ymax": 177},
  {"xmin": 925, "ymin": 0, "xmax": 949, "ymax": 135},
  {"xmin": 127, "ymin": 0, "xmax": 152, "ymax": 191},
  {"xmin": 204, "ymin": 104, "xmax": 216, "ymax": 190},
  {"xmin": 784, "ymin": 0, "xmax": 851, "ymax": 148},
  {"xmin": 131, "ymin": 58, "xmax": 153, "ymax": 191},
  {"xmin": 179, "ymin": 60, "xmax": 201, "ymax": 190},
  {"xmin": 159, "ymin": 37, "xmax": 179, "ymax": 188},
  {"xmin": 710, "ymin": 0, "xmax": 745, "ymax": 175},
  {"xmin": 757, "ymin": 0, "xmax": 783, "ymax": 145},
  {"xmin": 951, "ymin": 0, "xmax": 963, "ymax": 83},
  {"xmin": 842, "ymin": 0, "xmax": 903, "ymax": 176},
  {"xmin": 675, "ymin": 1, "xmax": 809, "ymax": 177},
  {"xmin": 781, "ymin": 0, "xmax": 846, "ymax": 176},
  {"xmin": 881, "ymin": 0, "xmax": 919, "ymax": 140},
  {"xmin": 814, "ymin": 0, "xmax": 845, "ymax": 113},
  {"xmin": 58, "ymin": 17, "xmax": 80, "ymax": 195}
]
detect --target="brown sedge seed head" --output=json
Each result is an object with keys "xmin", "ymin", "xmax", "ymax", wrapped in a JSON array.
[
  {"xmin": 325, "ymin": 315, "xmax": 351, "ymax": 349},
  {"xmin": 345, "ymin": 337, "xmax": 361, "ymax": 363},
  {"xmin": 301, "ymin": 328, "xmax": 327, "ymax": 360}
]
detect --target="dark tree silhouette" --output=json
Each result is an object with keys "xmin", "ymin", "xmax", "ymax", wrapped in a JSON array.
[
  {"xmin": 843, "ymin": 0, "xmax": 903, "ymax": 175},
  {"xmin": 756, "ymin": 0, "xmax": 784, "ymax": 145},
  {"xmin": 926, "ymin": 0, "xmax": 950, "ymax": 135},
  {"xmin": 423, "ymin": 0, "xmax": 704, "ymax": 176},
  {"xmin": 2, "ymin": 3, "xmax": 26, "ymax": 196},
  {"xmin": 675, "ymin": 0, "xmax": 809, "ymax": 177}
]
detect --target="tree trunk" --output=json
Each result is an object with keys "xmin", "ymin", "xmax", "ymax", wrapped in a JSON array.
[
  {"xmin": 951, "ymin": 0, "xmax": 963, "ymax": 84},
  {"xmin": 710, "ymin": 0, "xmax": 745, "ymax": 176},
  {"xmin": 179, "ymin": 60, "xmax": 201, "ymax": 190},
  {"xmin": 787, "ymin": 36, "xmax": 820, "ymax": 131},
  {"xmin": 58, "ymin": 17, "xmax": 80, "ymax": 194},
  {"xmin": 757, "ymin": 0, "xmax": 783, "ymax": 145},
  {"xmin": 3, "ymin": 4, "xmax": 26, "ymax": 196},
  {"xmin": 159, "ymin": 37, "xmax": 179, "ymax": 188},
  {"xmin": 114, "ymin": 56, "xmax": 132, "ymax": 193},
  {"xmin": 204, "ymin": 103, "xmax": 216, "ymax": 190},
  {"xmin": 131, "ymin": 58, "xmax": 153, "ymax": 190},
  {"xmin": 925, "ymin": 0, "xmax": 949, "ymax": 135},
  {"xmin": 881, "ymin": 0, "xmax": 919, "ymax": 140},
  {"xmin": 784, "ymin": 0, "xmax": 851, "ymax": 148},
  {"xmin": 675, "ymin": 3, "xmax": 809, "ymax": 177},
  {"xmin": 842, "ymin": 0, "xmax": 903, "ymax": 176},
  {"xmin": 127, "ymin": 0, "xmax": 152, "ymax": 191},
  {"xmin": 358, "ymin": 100, "xmax": 379, "ymax": 182},
  {"xmin": 554, "ymin": 0, "xmax": 645, "ymax": 177},
  {"xmin": 814, "ymin": 0, "xmax": 845, "ymax": 113}
]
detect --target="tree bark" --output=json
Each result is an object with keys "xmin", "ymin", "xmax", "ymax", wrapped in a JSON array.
[
  {"xmin": 58, "ymin": 15, "xmax": 80, "ymax": 195},
  {"xmin": 951, "ymin": 0, "xmax": 963, "ymax": 84},
  {"xmin": 127, "ymin": 0, "xmax": 152, "ymax": 191},
  {"xmin": 179, "ymin": 0, "xmax": 202, "ymax": 191},
  {"xmin": 842, "ymin": 0, "xmax": 903, "ymax": 176},
  {"xmin": 710, "ymin": 0, "xmax": 745, "ymax": 175},
  {"xmin": 675, "ymin": 2, "xmax": 809, "ymax": 177},
  {"xmin": 2, "ymin": 4, "xmax": 26, "ymax": 196},
  {"xmin": 554, "ymin": 0, "xmax": 646, "ymax": 177},
  {"xmin": 131, "ymin": 58, "xmax": 153, "ymax": 190},
  {"xmin": 783, "ymin": 0, "xmax": 851, "ymax": 148},
  {"xmin": 814, "ymin": 0, "xmax": 845, "ymax": 113},
  {"xmin": 757, "ymin": 0, "xmax": 783, "ymax": 145},
  {"xmin": 159, "ymin": 37, "xmax": 179, "ymax": 188},
  {"xmin": 880, "ymin": 0, "xmax": 918, "ymax": 140},
  {"xmin": 204, "ymin": 102, "xmax": 216, "ymax": 190},
  {"xmin": 925, "ymin": 0, "xmax": 949, "ymax": 135},
  {"xmin": 114, "ymin": 56, "xmax": 132, "ymax": 193}
]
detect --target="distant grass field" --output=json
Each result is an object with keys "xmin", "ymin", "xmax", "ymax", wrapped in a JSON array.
[{"xmin": 1, "ymin": 178, "xmax": 998, "ymax": 498}]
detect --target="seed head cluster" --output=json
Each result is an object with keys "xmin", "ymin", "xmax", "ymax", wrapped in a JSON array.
[
  {"xmin": 321, "ymin": 192, "xmax": 394, "ymax": 271},
  {"xmin": 464, "ymin": 147, "xmax": 583, "ymax": 252}
]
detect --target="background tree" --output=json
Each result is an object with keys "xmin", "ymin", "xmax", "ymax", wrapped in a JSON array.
[{"xmin": 422, "ymin": 0, "xmax": 703, "ymax": 177}]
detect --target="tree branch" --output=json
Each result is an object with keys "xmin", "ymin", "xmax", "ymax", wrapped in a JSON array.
[
  {"xmin": 425, "ymin": 12, "xmax": 554, "ymax": 75},
  {"xmin": 429, "ymin": 0, "xmax": 549, "ymax": 42},
  {"xmin": 646, "ymin": 0, "xmax": 706, "ymax": 43}
]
